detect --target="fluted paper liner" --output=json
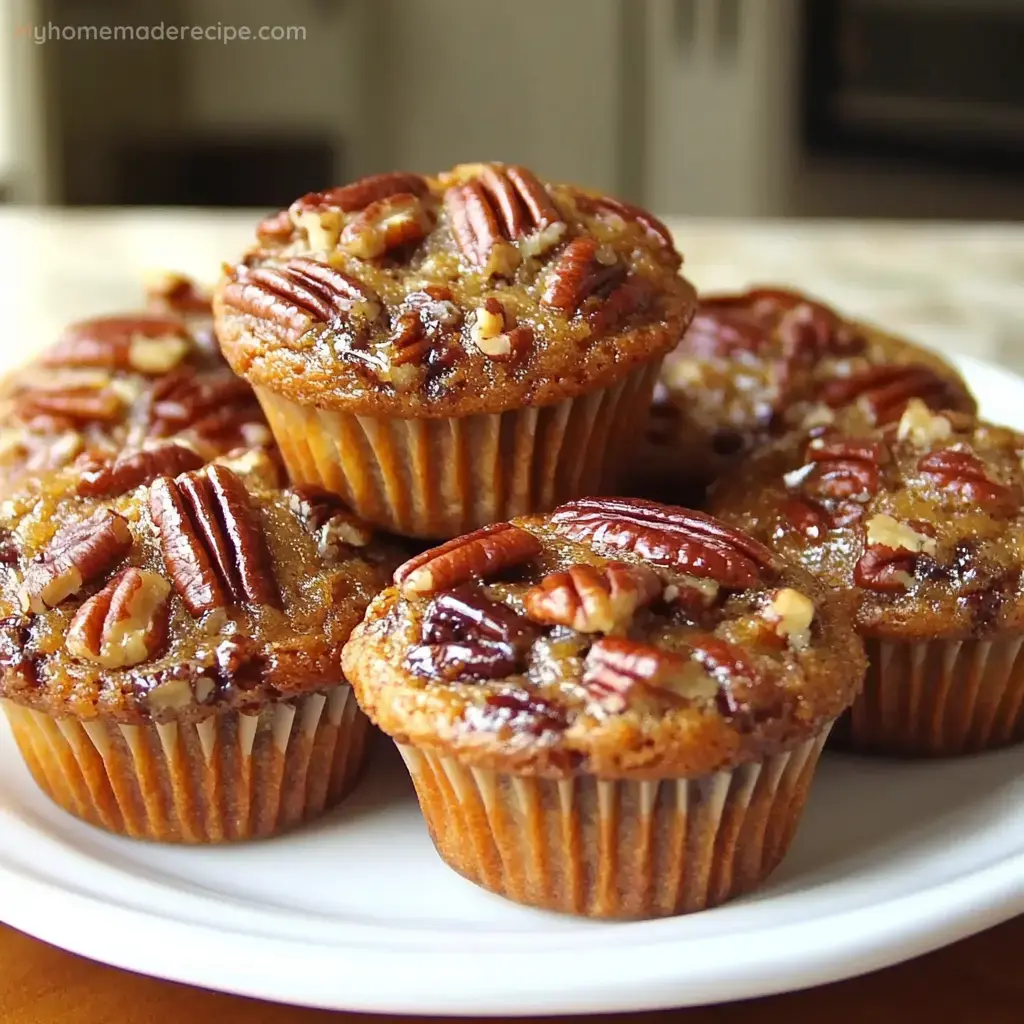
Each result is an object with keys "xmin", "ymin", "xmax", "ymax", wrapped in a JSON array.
[
  {"xmin": 2, "ymin": 686, "xmax": 370, "ymax": 843},
  {"xmin": 255, "ymin": 363, "xmax": 661, "ymax": 538},
  {"xmin": 836, "ymin": 636, "xmax": 1024, "ymax": 756},
  {"xmin": 397, "ymin": 730, "xmax": 829, "ymax": 919}
]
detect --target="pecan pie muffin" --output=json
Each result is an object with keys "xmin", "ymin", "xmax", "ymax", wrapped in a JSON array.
[
  {"xmin": 215, "ymin": 164, "xmax": 696, "ymax": 538},
  {"xmin": 636, "ymin": 287, "xmax": 975, "ymax": 499},
  {"xmin": 711, "ymin": 399, "xmax": 1024, "ymax": 756},
  {"xmin": 0, "ymin": 456, "xmax": 399, "ymax": 842},
  {"xmin": 0, "ymin": 302, "xmax": 270, "ymax": 500},
  {"xmin": 343, "ymin": 497, "xmax": 864, "ymax": 918}
]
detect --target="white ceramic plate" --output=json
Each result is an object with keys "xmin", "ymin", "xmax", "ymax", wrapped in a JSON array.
[{"xmin": 1, "ymin": 354, "xmax": 1023, "ymax": 1017}]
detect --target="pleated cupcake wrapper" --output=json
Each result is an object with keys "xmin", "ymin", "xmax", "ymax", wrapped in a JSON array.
[
  {"xmin": 839, "ymin": 636, "xmax": 1024, "ymax": 756},
  {"xmin": 397, "ymin": 729, "xmax": 829, "ymax": 919},
  {"xmin": 2, "ymin": 686, "xmax": 370, "ymax": 843},
  {"xmin": 255, "ymin": 362, "xmax": 661, "ymax": 539}
]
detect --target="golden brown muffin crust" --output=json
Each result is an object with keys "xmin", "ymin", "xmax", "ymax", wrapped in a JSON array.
[
  {"xmin": 0, "ymin": 455, "xmax": 401, "ymax": 724},
  {"xmin": 710, "ymin": 401, "xmax": 1024, "ymax": 641},
  {"xmin": 342, "ymin": 498, "xmax": 865, "ymax": 779},
  {"xmin": 214, "ymin": 164, "xmax": 696, "ymax": 417}
]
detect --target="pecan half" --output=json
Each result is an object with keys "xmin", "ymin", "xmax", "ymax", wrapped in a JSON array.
[
  {"xmin": 150, "ymin": 465, "xmax": 279, "ymax": 615},
  {"xmin": 147, "ymin": 368, "xmax": 263, "ymax": 444},
  {"xmin": 288, "ymin": 486, "xmax": 373, "ymax": 560},
  {"xmin": 43, "ymin": 315, "xmax": 192, "ymax": 375},
  {"xmin": 918, "ymin": 449, "xmax": 1013, "ymax": 510},
  {"xmin": 295, "ymin": 172, "xmax": 429, "ymax": 214},
  {"xmin": 820, "ymin": 364, "xmax": 965, "ymax": 425},
  {"xmin": 444, "ymin": 182, "xmax": 520, "ymax": 277},
  {"xmin": 800, "ymin": 437, "xmax": 883, "ymax": 502},
  {"xmin": 550, "ymin": 498, "xmax": 776, "ymax": 587},
  {"xmin": 582, "ymin": 637, "xmax": 719, "ymax": 713},
  {"xmin": 423, "ymin": 586, "xmax": 537, "ymax": 652},
  {"xmin": 410, "ymin": 586, "xmax": 537, "ymax": 683},
  {"xmin": 19, "ymin": 510, "xmax": 133, "ymax": 614},
  {"xmin": 339, "ymin": 193, "xmax": 432, "ymax": 259},
  {"xmin": 15, "ymin": 385, "xmax": 126, "ymax": 428},
  {"xmin": 66, "ymin": 568, "xmax": 171, "ymax": 668},
  {"xmin": 395, "ymin": 523, "xmax": 541, "ymax": 597},
  {"xmin": 77, "ymin": 443, "xmax": 205, "ymax": 498},
  {"xmin": 524, "ymin": 561, "xmax": 661, "ymax": 633},
  {"xmin": 541, "ymin": 235, "xmax": 626, "ymax": 313},
  {"xmin": 220, "ymin": 258, "xmax": 381, "ymax": 342},
  {"xmin": 854, "ymin": 545, "xmax": 919, "ymax": 592}
]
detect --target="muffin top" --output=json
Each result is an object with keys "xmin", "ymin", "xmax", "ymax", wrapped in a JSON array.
[
  {"xmin": 0, "ymin": 295, "xmax": 270, "ymax": 499},
  {"xmin": 342, "ymin": 498, "xmax": 864, "ymax": 778},
  {"xmin": 710, "ymin": 400, "xmax": 1024, "ymax": 641},
  {"xmin": 648, "ymin": 287, "xmax": 976, "ymax": 480},
  {"xmin": 0, "ymin": 453, "xmax": 401, "ymax": 724},
  {"xmin": 214, "ymin": 164, "xmax": 696, "ymax": 417}
]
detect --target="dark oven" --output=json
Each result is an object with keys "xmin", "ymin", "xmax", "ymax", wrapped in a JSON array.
[{"xmin": 803, "ymin": 0, "xmax": 1024, "ymax": 174}]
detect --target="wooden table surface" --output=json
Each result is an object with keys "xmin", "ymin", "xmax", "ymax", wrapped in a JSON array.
[{"xmin": 3, "ymin": 916, "xmax": 1022, "ymax": 1023}]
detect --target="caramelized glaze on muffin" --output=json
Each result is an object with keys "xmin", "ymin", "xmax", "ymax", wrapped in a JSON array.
[
  {"xmin": 216, "ymin": 165, "xmax": 695, "ymax": 417},
  {"xmin": 710, "ymin": 400, "xmax": 1024, "ymax": 640},
  {"xmin": 641, "ymin": 287, "xmax": 976, "ymax": 494},
  {"xmin": 344, "ymin": 498, "xmax": 864, "ymax": 777},
  {"xmin": 0, "ymin": 455, "xmax": 399, "ymax": 722},
  {"xmin": 0, "ymin": 297, "xmax": 269, "ymax": 498}
]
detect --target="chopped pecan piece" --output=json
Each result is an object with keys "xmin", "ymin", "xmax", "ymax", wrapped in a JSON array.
[
  {"xmin": 524, "ymin": 561, "xmax": 661, "ymax": 633},
  {"xmin": 287, "ymin": 486, "xmax": 373, "ymax": 560},
  {"xmin": 66, "ymin": 568, "xmax": 171, "ymax": 668},
  {"xmin": 256, "ymin": 208, "xmax": 295, "ymax": 245},
  {"xmin": 395, "ymin": 523, "xmax": 541, "ymax": 597},
  {"xmin": 582, "ymin": 637, "xmax": 719, "ymax": 713},
  {"xmin": 339, "ymin": 193, "xmax": 432, "ymax": 259},
  {"xmin": 761, "ymin": 588, "xmax": 815, "ymax": 650},
  {"xmin": 918, "ymin": 449, "xmax": 1013, "ymax": 509},
  {"xmin": 478, "ymin": 690, "xmax": 568, "ymax": 734},
  {"xmin": 19, "ymin": 510, "xmax": 133, "ymax": 614},
  {"xmin": 295, "ymin": 172, "xmax": 429, "ymax": 214},
  {"xmin": 145, "ymin": 271, "xmax": 212, "ymax": 318},
  {"xmin": 550, "ymin": 498, "xmax": 776, "ymax": 587},
  {"xmin": 854, "ymin": 545, "xmax": 919, "ymax": 593},
  {"xmin": 820, "ymin": 364, "xmax": 966, "ymax": 425},
  {"xmin": 150, "ymin": 465, "xmax": 279, "ymax": 615},
  {"xmin": 469, "ymin": 297, "xmax": 532, "ymax": 361},
  {"xmin": 573, "ymin": 192, "xmax": 677, "ymax": 260},
  {"xmin": 406, "ymin": 640, "xmax": 518, "ymax": 682},
  {"xmin": 43, "ymin": 315, "xmax": 192, "ymax": 375},
  {"xmin": 541, "ymin": 235, "xmax": 626, "ymax": 313},
  {"xmin": 77, "ymin": 443, "xmax": 205, "ymax": 498}
]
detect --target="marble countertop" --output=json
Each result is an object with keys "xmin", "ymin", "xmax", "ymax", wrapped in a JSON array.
[{"xmin": 1, "ymin": 209, "xmax": 1022, "ymax": 373}]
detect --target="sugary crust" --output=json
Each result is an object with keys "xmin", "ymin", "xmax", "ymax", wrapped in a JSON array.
[
  {"xmin": 214, "ymin": 166, "xmax": 696, "ymax": 418},
  {"xmin": 342, "ymin": 508, "xmax": 865, "ymax": 779},
  {"xmin": 0, "ymin": 302, "xmax": 270, "ymax": 500},
  {"xmin": 644, "ymin": 287, "xmax": 976, "ymax": 489},
  {"xmin": 0, "ymin": 464, "xmax": 402, "ymax": 724},
  {"xmin": 710, "ymin": 408, "xmax": 1024, "ymax": 641}
]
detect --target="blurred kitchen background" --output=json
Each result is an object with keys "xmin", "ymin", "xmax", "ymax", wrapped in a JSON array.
[{"xmin": 1, "ymin": 0, "xmax": 1023, "ymax": 219}]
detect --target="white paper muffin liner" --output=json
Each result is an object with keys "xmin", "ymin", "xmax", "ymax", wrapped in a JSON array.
[
  {"xmin": 2, "ymin": 685, "xmax": 370, "ymax": 843},
  {"xmin": 255, "ymin": 362, "xmax": 661, "ymax": 539},
  {"xmin": 397, "ymin": 729, "xmax": 829, "ymax": 919},
  {"xmin": 839, "ymin": 636, "xmax": 1024, "ymax": 756}
]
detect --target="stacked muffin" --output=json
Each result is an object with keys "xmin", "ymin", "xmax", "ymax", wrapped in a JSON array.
[{"xmin": 0, "ymin": 163, "xmax": 1009, "ymax": 921}]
